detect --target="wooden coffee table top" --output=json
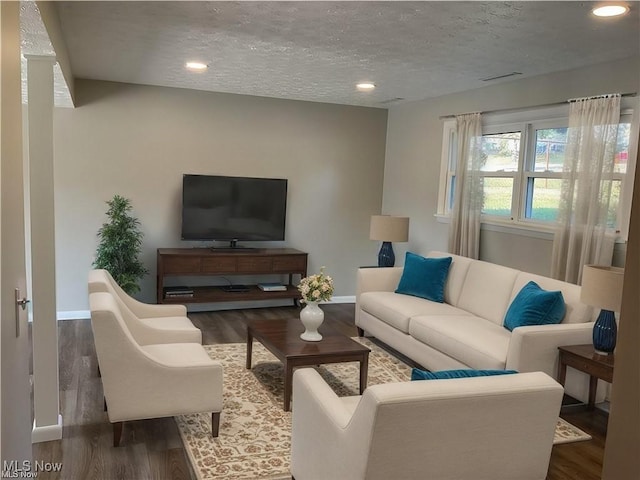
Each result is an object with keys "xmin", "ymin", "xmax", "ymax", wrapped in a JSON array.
[{"xmin": 247, "ymin": 318, "xmax": 370, "ymax": 360}]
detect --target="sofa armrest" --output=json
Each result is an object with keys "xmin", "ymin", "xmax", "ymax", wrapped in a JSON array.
[
  {"xmin": 291, "ymin": 369, "xmax": 364, "ymax": 480},
  {"xmin": 505, "ymin": 322, "xmax": 594, "ymax": 376},
  {"xmin": 356, "ymin": 267, "xmax": 403, "ymax": 298},
  {"xmin": 292, "ymin": 368, "xmax": 356, "ymax": 429}
]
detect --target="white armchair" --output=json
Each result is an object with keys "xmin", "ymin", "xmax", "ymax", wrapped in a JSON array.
[
  {"xmin": 88, "ymin": 269, "xmax": 201, "ymax": 345},
  {"xmin": 291, "ymin": 369, "xmax": 563, "ymax": 480},
  {"xmin": 89, "ymin": 292, "xmax": 223, "ymax": 446}
]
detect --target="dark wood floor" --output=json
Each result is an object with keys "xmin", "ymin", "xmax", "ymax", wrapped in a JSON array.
[{"xmin": 32, "ymin": 303, "xmax": 607, "ymax": 479}]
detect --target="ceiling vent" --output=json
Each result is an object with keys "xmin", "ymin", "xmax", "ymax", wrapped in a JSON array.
[
  {"xmin": 481, "ymin": 72, "xmax": 522, "ymax": 82},
  {"xmin": 379, "ymin": 97, "xmax": 405, "ymax": 105}
]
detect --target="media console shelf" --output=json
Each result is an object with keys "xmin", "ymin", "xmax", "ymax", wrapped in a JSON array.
[{"xmin": 156, "ymin": 248, "xmax": 308, "ymax": 305}]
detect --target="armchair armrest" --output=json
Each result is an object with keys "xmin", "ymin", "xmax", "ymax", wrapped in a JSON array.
[
  {"xmin": 130, "ymin": 300, "xmax": 187, "ymax": 318},
  {"xmin": 104, "ymin": 343, "xmax": 223, "ymax": 422},
  {"xmin": 506, "ymin": 322, "xmax": 594, "ymax": 375}
]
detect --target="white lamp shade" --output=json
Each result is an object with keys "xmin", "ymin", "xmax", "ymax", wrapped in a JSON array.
[
  {"xmin": 369, "ymin": 215, "xmax": 409, "ymax": 242},
  {"xmin": 580, "ymin": 265, "xmax": 624, "ymax": 312}
]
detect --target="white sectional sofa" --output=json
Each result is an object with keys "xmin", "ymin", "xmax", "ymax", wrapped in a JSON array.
[{"xmin": 356, "ymin": 251, "xmax": 597, "ymax": 402}]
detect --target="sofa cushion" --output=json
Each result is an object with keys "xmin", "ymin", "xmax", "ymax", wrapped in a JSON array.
[
  {"xmin": 456, "ymin": 261, "xmax": 519, "ymax": 326},
  {"xmin": 409, "ymin": 315, "xmax": 511, "ymax": 370},
  {"xmin": 395, "ymin": 253, "xmax": 452, "ymax": 303},
  {"xmin": 427, "ymin": 251, "xmax": 473, "ymax": 307},
  {"xmin": 512, "ymin": 272, "xmax": 590, "ymax": 324},
  {"xmin": 359, "ymin": 292, "xmax": 471, "ymax": 333},
  {"xmin": 411, "ymin": 368, "xmax": 518, "ymax": 380},
  {"xmin": 504, "ymin": 281, "xmax": 566, "ymax": 331}
]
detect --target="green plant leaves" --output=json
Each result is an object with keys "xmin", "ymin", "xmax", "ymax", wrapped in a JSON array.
[{"xmin": 93, "ymin": 195, "xmax": 148, "ymax": 295}]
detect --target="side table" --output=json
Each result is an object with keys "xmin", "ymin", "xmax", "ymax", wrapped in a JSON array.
[{"xmin": 557, "ymin": 344, "xmax": 614, "ymax": 409}]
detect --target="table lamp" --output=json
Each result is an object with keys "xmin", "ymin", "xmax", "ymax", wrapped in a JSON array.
[
  {"xmin": 580, "ymin": 264, "xmax": 624, "ymax": 355},
  {"xmin": 369, "ymin": 215, "xmax": 409, "ymax": 267}
]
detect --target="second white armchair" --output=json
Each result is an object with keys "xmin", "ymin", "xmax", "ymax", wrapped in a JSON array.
[{"xmin": 88, "ymin": 269, "xmax": 202, "ymax": 345}]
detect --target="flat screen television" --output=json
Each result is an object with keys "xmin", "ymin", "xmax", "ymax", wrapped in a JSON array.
[{"xmin": 181, "ymin": 174, "xmax": 287, "ymax": 243}]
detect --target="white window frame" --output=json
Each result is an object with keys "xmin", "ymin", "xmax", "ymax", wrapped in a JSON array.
[
  {"xmin": 437, "ymin": 99, "xmax": 639, "ymax": 240},
  {"xmin": 436, "ymin": 119, "xmax": 456, "ymax": 218},
  {"xmin": 477, "ymin": 124, "xmax": 525, "ymax": 222}
]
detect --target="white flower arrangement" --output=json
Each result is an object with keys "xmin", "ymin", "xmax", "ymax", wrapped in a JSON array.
[{"xmin": 298, "ymin": 266, "xmax": 334, "ymax": 303}]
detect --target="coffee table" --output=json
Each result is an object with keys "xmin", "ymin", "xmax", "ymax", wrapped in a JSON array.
[{"xmin": 246, "ymin": 318, "xmax": 370, "ymax": 411}]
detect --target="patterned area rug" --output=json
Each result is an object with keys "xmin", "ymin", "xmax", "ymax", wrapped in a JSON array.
[
  {"xmin": 176, "ymin": 338, "xmax": 591, "ymax": 480},
  {"xmin": 554, "ymin": 417, "xmax": 592, "ymax": 445}
]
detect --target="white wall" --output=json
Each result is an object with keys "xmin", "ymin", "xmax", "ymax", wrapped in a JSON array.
[
  {"xmin": 1, "ymin": 0, "xmax": 32, "ymax": 464},
  {"xmin": 383, "ymin": 56, "xmax": 640, "ymax": 275},
  {"xmin": 54, "ymin": 80, "xmax": 388, "ymax": 312}
]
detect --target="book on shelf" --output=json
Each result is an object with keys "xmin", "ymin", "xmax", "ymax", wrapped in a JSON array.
[
  {"xmin": 257, "ymin": 282, "xmax": 287, "ymax": 292},
  {"xmin": 165, "ymin": 287, "xmax": 194, "ymax": 298}
]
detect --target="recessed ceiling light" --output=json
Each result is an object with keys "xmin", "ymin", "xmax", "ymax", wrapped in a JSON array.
[
  {"xmin": 357, "ymin": 83, "xmax": 376, "ymax": 91},
  {"xmin": 592, "ymin": 4, "xmax": 629, "ymax": 17},
  {"xmin": 185, "ymin": 61, "xmax": 208, "ymax": 71}
]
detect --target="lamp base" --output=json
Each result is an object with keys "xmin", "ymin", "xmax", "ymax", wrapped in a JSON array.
[
  {"xmin": 592, "ymin": 309, "xmax": 617, "ymax": 354},
  {"xmin": 594, "ymin": 349, "xmax": 614, "ymax": 356},
  {"xmin": 378, "ymin": 242, "xmax": 395, "ymax": 267}
]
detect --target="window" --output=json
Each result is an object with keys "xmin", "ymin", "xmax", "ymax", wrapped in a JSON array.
[
  {"xmin": 438, "ymin": 107, "xmax": 636, "ymax": 237},
  {"xmin": 480, "ymin": 130, "xmax": 520, "ymax": 218}
]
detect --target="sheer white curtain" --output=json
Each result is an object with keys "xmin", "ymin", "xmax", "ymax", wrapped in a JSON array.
[
  {"xmin": 448, "ymin": 112, "xmax": 483, "ymax": 259},
  {"xmin": 551, "ymin": 94, "xmax": 621, "ymax": 283}
]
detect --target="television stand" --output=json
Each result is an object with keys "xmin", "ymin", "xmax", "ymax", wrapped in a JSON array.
[
  {"xmin": 156, "ymin": 247, "xmax": 307, "ymax": 306},
  {"xmin": 221, "ymin": 284, "xmax": 250, "ymax": 293},
  {"xmin": 210, "ymin": 239, "xmax": 259, "ymax": 252},
  {"xmin": 210, "ymin": 246, "xmax": 259, "ymax": 252}
]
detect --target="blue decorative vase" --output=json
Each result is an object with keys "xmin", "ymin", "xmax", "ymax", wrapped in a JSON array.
[
  {"xmin": 378, "ymin": 242, "xmax": 395, "ymax": 267},
  {"xmin": 592, "ymin": 309, "xmax": 616, "ymax": 355}
]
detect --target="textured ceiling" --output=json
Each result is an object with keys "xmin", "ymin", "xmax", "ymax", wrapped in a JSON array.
[
  {"xmin": 20, "ymin": 2, "xmax": 73, "ymax": 107},
  {"xmin": 49, "ymin": 1, "xmax": 640, "ymax": 107}
]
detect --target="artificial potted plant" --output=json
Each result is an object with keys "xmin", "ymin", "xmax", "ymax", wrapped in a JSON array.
[{"xmin": 93, "ymin": 194, "xmax": 148, "ymax": 294}]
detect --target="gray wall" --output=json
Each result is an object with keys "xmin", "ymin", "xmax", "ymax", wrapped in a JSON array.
[
  {"xmin": 383, "ymin": 56, "xmax": 639, "ymax": 276},
  {"xmin": 54, "ymin": 80, "xmax": 388, "ymax": 312}
]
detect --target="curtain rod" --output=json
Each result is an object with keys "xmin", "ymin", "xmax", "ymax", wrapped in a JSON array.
[{"xmin": 438, "ymin": 92, "xmax": 637, "ymax": 120}]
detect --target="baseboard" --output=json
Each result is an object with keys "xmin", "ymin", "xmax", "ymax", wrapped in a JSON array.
[
  {"xmin": 325, "ymin": 296, "xmax": 355, "ymax": 304},
  {"xmin": 56, "ymin": 297, "xmax": 355, "ymax": 318},
  {"xmin": 32, "ymin": 414, "xmax": 63, "ymax": 443},
  {"xmin": 57, "ymin": 310, "xmax": 90, "ymax": 321}
]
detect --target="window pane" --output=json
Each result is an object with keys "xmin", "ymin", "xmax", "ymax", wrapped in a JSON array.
[
  {"xmin": 527, "ymin": 178, "xmax": 562, "ymax": 222},
  {"xmin": 482, "ymin": 177, "xmax": 513, "ymax": 217},
  {"xmin": 534, "ymin": 128, "xmax": 567, "ymax": 172},
  {"xmin": 607, "ymin": 180, "xmax": 622, "ymax": 228},
  {"xmin": 447, "ymin": 175, "xmax": 456, "ymax": 211},
  {"xmin": 481, "ymin": 132, "xmax": 520, "ymax": 172},
  {"xmin": 614, "ymin": 123, "xmax": 631, "ymax": 174}
]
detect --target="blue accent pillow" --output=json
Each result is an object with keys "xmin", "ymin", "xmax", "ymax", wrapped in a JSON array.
[
  {"xmin": 411, "ymin": 368, "xmax": 518, "ymax": 381},
  {"xmin": 395, "ymin": 253, "xmax": 452, "ymax": 303},
  {"xmin": 503, "ymin": 281, "xmax": 566, "ymax": 332}
]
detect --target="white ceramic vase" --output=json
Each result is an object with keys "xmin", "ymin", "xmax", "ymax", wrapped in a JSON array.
[{"xmin": 300, "ymin": 301, "xmax": 324, "ymax": 341}]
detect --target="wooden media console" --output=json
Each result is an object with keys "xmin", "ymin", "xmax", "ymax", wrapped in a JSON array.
[{"xmin": 156, "ymin": 247, "xmax": 308, "ymax": 305}]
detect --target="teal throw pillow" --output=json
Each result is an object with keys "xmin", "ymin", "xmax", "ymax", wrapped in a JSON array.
[
  {"xmin": 411, "ymin": 368, "xmax": 518, "ymax": 381},
  {"xmin": 503, "ymin": 281, "xmax": 566, "ymax": 332},
  {"xmin": 395, "ymin": 253, "xmax": 452, "ymax": 303}
]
